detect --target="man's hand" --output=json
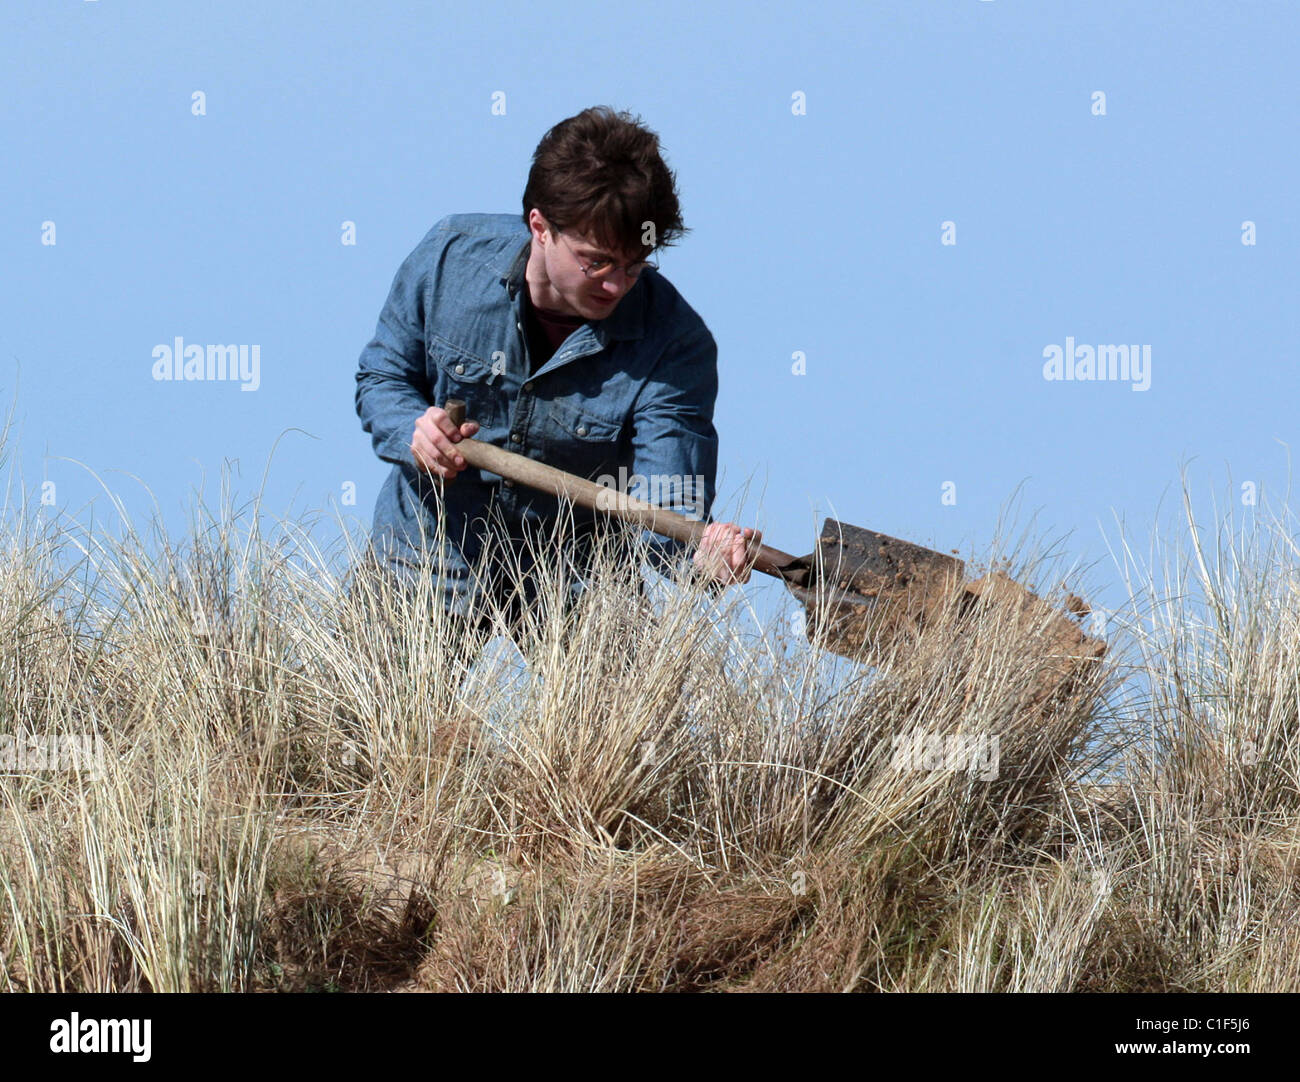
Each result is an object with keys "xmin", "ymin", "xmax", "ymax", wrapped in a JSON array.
[
  {"xmin": 693, "ymin": 521, "xmax": 762, "ymax": 586},
  {"xmin": 412, "ymin": 406, "xmax": 480, "ymax": 480}
]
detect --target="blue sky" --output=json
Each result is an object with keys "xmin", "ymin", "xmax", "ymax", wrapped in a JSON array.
[{"xmin": 2, "ymin": 0, "xmax": 1297, "ymax": 642}]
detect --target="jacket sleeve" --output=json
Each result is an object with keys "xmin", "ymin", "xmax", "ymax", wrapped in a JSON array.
[
  {"xmin": 354, "ymin": 228, "xmax": 441, "ymax": 470},
  {"xmin": 626, "ymin": 325, "xmax": 723, "ymax": 586}
]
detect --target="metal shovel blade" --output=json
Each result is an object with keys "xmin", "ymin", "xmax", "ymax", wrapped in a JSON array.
[
  {"xmin": 809, "ymin": 520, "xmax": 966, "ymax": 598},
  {"xmin": 785, "ymin": 520, "xmax": 968, "ymax": 657}
]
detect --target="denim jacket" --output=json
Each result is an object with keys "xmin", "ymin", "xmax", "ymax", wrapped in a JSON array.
[{"xmin": 354, "ymin": 213, "xmax": 720, "ymax": 619}]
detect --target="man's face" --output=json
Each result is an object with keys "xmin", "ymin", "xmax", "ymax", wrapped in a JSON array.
[{"xmin": 528, "ymin": 211, "xmax": 642, "ymax": 319}]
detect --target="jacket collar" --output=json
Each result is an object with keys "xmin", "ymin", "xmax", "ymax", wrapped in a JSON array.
[{"xmin": 497, "ymin": 236, "xmax": 646, "ymax": 343}]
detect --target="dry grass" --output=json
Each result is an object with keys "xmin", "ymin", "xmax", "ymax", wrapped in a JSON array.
[{"xmin": 3, "ymin": 457, "xmax": 1300, "ymax": 992}]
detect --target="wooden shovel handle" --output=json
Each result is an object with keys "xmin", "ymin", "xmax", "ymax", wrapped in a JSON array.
[{"xmin": 443, "ymin": 399, "xmax": 798, "ymax": 577}]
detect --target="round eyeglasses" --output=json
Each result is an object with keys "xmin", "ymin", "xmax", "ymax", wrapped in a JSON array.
[{"xmin": 558, "ymin": 231, "xmax": 658, "ymax": 281}]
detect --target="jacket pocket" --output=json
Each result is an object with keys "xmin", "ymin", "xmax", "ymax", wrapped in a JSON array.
[
  {"xmin": 547, "ymin": 400, "xmax": 622, "ymax": 442},
  {"xmin": 428, "ymin": 342, "xmax": 499, "ymax": 425},
  {"xmin": 543, "ymin": 398, "xmax": 625, "ymax": 478}
]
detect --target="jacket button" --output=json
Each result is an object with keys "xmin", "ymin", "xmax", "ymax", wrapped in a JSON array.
[
  {"xmin": 510, "ymin": 432, "xmax": 520, "ymax": 443},
  {"xmin": 576, "ymin": 425, "xmax": 588, "ymax": 437},
  {"xmin": 503, "ymin": 479, "xmax": 515, "ymax": 488},
  {"xmin": 455, "ymin": 363, "xmax": 465, "ymax": 374},
  {"xmin": 523, "ymin": 381, "xmax": 533, "ymax": 392}
]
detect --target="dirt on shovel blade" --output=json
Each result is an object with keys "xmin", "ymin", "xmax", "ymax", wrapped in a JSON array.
[{"xmin": 790, "ymin": 555, "xmax": 1107, "ymax": 717}]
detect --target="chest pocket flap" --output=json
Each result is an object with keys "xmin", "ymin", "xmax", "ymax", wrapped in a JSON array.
[
  {"xmin": 429, "ymin": 342, "xmax": 499, "ymax": 424},
  {"xmin": 547, "ymin": 398, "xmax": 623, "ymax": 442}
]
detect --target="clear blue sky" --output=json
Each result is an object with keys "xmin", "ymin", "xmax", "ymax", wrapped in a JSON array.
[{"xmin": 3, "ymin": 0, "xmax": 1297, "ymax": 639}]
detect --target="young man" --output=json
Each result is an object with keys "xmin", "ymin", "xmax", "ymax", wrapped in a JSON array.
[{"xmin": 354, "ymin": 106, "xmax": 758, "ymax": 645}]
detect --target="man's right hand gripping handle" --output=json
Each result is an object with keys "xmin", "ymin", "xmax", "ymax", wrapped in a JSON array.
[{"xmin": 411, "ymin": 405, "xmax": 479, "ymax": 481}]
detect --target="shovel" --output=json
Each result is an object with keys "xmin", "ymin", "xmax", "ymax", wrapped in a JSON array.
[{"xmin": 441, "ymin": 399, "xmax": 1105, "ymax": 690}]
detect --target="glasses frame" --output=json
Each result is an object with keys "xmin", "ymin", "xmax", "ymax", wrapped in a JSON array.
[{"xmin": 556, "ymin": 230, "xmax": 658, "ymax": 282}]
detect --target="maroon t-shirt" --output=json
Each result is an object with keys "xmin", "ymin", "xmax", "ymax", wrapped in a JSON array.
[{"xmin": 523, "ymin": 290, "xmax": 586, "ymax": 373}]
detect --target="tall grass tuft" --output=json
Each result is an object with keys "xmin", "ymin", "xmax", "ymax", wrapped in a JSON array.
[{"xmin": 2, "ymin": 451, "xmax": 1299, "ymax": 991}]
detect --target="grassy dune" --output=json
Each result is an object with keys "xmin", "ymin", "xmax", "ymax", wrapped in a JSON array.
[{"xmin": 2, "ymin": 466, "xmax": 1299, "ymax": 993}]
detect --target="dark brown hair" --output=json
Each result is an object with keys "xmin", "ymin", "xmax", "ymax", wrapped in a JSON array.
[{"xmin": 522, "ymin": 106, "xmax": 688, "ymax": 259}]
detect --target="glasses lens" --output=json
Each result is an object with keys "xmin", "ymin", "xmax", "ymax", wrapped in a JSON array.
[{"xmin": 582, "ymin": 256, "xmax": 658, "ymax": 280}]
